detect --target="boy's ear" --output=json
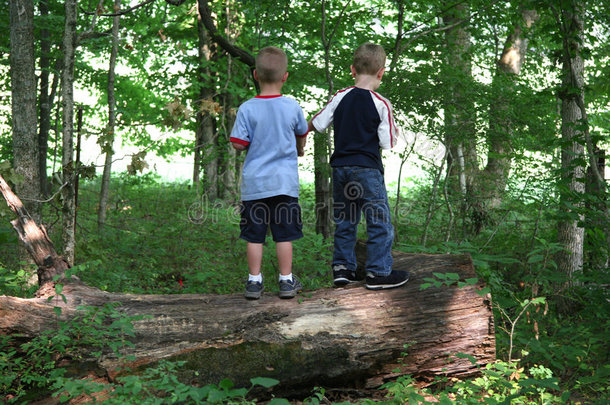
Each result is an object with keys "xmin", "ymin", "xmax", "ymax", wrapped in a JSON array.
[
  {"xmin": 377, "ymin": 67, "xmax": 386, "ymax": 80},
  {"xmin": 281, "ymin": 71, "xmax": 289, "ymax": 82},
  {"xmin": 350, "ymin": 65, "xmax": 357, "ymax": 77},
  {"xmin": 253, "ymin": 69, "xmax": 259, "ymax": 81}
]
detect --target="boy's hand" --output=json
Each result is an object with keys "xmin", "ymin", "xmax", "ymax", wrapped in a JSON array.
[
  {"xmin": 297, "ymin": 146, "xmax": 305, "ymax": 157},
  {"xmin": 307, "ymin": 120, "xmax": 316, "ymax": 133}
]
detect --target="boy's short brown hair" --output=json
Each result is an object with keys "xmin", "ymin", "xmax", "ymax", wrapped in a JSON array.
[
  {"xmin": 352, "ymin": 43, "xmax": 386, "ymax": 75},
  {"xmin": 255, "ymin": 46, "xmax": 288, "ymax": 83}
]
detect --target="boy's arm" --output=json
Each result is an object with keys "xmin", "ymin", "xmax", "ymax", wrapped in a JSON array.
[
  {"xmin": 229, "ymin": 107, "xmax": 250, "ymax": 151},
  {"xmin": 231, "ymin": 142, "xmax": 247, "ymax": 152},
  {"xmin": 307, "ymin": 120, "xmax": 317, "ymax": 134},
  {"xmin": 293, "ymin": 120, "xmax": 316, "ymax": 156},
  {"xmin": 374, "ymin": 95, "xmax": 399, "ymax": 150},
  {"xmin": 296, "ymin": 134, "xmax": 306, "ymax": 156}
]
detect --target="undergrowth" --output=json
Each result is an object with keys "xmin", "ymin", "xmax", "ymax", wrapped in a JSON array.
[{"xmin": 0, "ymin": 173, "xmax": 608, "ymax": 403}]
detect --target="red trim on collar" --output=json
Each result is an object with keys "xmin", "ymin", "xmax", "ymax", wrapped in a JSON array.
[{"xmin": 255, "ymin": 95, "xmax": 282, "ymax": 99}]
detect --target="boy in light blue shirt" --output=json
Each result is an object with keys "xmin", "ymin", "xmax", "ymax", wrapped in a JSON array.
[{"xmin": 230, "ymin": 46, "xmax": 308, "ymax": 299}]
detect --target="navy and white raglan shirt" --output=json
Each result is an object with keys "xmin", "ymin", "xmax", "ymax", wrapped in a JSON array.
[
  {"xmin": 310, "ymin": 87, "xmax": 399, "ymax": 173},
  {"xmin": 230, "ymin": 95, "xmax": 308, "ymax": 201}
]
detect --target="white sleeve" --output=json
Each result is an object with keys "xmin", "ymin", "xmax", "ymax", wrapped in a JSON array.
[
  {"xmin": 371, "ymin": 92, "xmax": 399, "ymax": 150},
  {"xmin": 311, "ymin": 88, "xmax": 352, "ymax": 132}
]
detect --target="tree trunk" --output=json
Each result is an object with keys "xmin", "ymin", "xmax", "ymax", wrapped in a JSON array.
[
  {"xmin": 314, "ymin": 0, "xmax": 342, "ymax": 239},
  {"xmin": 442, "ymin": 1, "xmax": 477, "ymax": 200},
  {"xmin": 38, "ymin": 0, "xmax": 51, "ymax": 197},
  {"xmin": 481, "ymin": 10, "xmax": 538, "ymax": 211},
  {"xmin": 222, "ymin": 98, "xmax": 238, "ymax": 201},
  {"xmin": 98, "ymin": 0, "xmax": 121, "ymax": 230},
  {"xmin": 585, "ymin": 146, "xmax": 608, "ymax": 271},
  {"xmin": 0, "ymin": 241, "xmax": 495, "ymax": 396},
  {"xmin": 0, "ymin": 174, "xmax": 70, "ymax": 291},
  {"xmin": 10, "ymin": 0, "xmax": 41, "ymax": 223},
  {"xmin": 60, "ymin": 0, "xmax": 78, "ymax": 266},
  {"xmin": 313, "ymin": 131, "xmax": 332, "ymax": 238},
  {"xmin": 219, "ymin": 5, "xmax": 239, "ymax": 202},
  {"xmin": 556, "ymin": 2, "xmax": 585, "ymax": 293},
  {"xmin": 194, "ymin": 4, "xmax": 219, "ymax": 199}
]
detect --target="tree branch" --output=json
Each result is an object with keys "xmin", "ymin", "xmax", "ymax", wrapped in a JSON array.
[
  {"xmin": 81, "ymin": 0, "xmax": 156, "ymax": 16},
  {"xmin": 81, "ymin": 0, "xmax": 185, "ymax": 17},
  {"xmin": 197, "ymin": 0, "xmax": 255, "ymax": 67}
]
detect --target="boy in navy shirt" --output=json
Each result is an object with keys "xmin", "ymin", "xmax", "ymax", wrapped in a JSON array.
[
  {"xmin": 309, "ymin": 43, "xmax": 409, "ymax": 290},
  {"xmin": 230, "ymin": 46, "xmax": 308, "ymax": 299}
]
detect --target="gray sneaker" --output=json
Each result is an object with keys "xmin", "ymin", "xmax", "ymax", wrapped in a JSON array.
[
  {"xmin": 244, "ymin": 280, "xmax": 264, "ymax": 299},
  {"xmin": 279, "ymin": 276, "xmax": 303, "ymax": 299},
  {"xmin": 333, "ymin": 264, "xmax": 358, "ymax": 287}
]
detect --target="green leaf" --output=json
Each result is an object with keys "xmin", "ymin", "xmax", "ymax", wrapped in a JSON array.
[
  {"xmin": 527, "ymin": 254, "xmax": 544, "ymax": 264},
  {"xmin": 445, "ymin": 272, "xmax": 460, "ymax": 280},
  {"xmin": 206, "ymin": 387, "xmax": 226, "ymax": 402},
  {"xmin": 250, "ymin": 377, "xmax": 280, "ymax": 388},
  {"xmin": 420, "ymin": 283, "xmax": 432, "ymax": 290},
  {"xmin": 218, "ymin": 378, "xmax": 234, "ymax": 390},
  {"xmin": 455, "ymin": 352, "xmax": 477, "ymax": 365},
  {"xmin": 268, "ymin": 399, "xmax": 291, "ymax": 405},
  {"xmin": 531, "ymin": 297, "xmax": 546, "ymax": 305},
  {"xmin": 53, "ymin": 306, "xmax": 62, "ymax": 317},
  {"xmin": 518, "ymin": 377, "xmax": 560, "ymax": 390}
]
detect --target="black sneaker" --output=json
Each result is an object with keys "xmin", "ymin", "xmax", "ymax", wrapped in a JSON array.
[
  {"xmin": 333, "ymin": 264, "xmax": 358, "ymax": 287},
  {"xmin": 365, "ymin": 270, "xmax": 409, "ymax": 290},
  {"xmin": 244, "ymin": 280, "xmax": 264, "ymax": 299},
  {"xmin": 279, "ymin": 276, "xmax": 303, "ymax": 299}
]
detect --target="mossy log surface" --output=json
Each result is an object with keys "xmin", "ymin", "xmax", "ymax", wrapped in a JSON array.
[{"xmin": 0, "ymin": 244, "xmax": 495, "ymax": 395}]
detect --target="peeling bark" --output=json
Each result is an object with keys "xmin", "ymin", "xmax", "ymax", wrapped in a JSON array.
[{"xmin": 0, "ymin": 174, "xmax": 70, "ymax": 289}]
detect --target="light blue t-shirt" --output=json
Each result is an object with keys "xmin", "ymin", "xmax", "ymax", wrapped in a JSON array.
[{"xmin": 229, "ymin": 95, "xmax": 308, "ymax": 201}]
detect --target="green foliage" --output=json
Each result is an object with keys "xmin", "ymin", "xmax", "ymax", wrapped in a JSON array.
[
  {"xmin": 0, "ymin": 265, "xmax": 37, "ymax": 297},
  {"xmin": 54, "ymin": 363, "xmax": 283, "ymax": 404},
  {"xmin": 0, "ymin": 302, "xmax": 142, "ymax": 403},
  {"xmin": 1, "ymin": 0, "xmax": 608, "ymax": 401},
  {"xmin": 48, "ymin": 177, "xmax": 333, "ymax": 296},
  {"xmin": 420, "ymin": 272, "xmax": 479, "ymax": 290},
  {"xmin": 1, "ymin": 292, "xmax": 290, "ymax": 404},
  {"xmin": 370, "ymin": 360, "xmax": 566, "ymax": 405},
  {"xmin": 2, "ymin": 172, "xmax": 607, "ymax": 402}
]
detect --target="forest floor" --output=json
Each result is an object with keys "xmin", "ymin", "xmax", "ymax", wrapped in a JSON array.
[{"xmin": 1, "ymin": 174, "xmax": 608, "ymax": 404}]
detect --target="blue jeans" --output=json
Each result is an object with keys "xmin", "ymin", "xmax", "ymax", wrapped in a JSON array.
[{"xmin": 332, "ymin": 166, "xmax": 394, "ymax": 276}]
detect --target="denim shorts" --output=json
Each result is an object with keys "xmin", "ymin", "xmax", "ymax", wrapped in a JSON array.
[{"xmin": 240, "ymin": 195, "xmax": 303, "ymax": 243}]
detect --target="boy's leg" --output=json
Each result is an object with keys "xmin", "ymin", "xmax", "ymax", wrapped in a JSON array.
[
  {"xmin": 268, "ymin": 196, "xmax": 303, "ymax": 298},
  {"xmin": 332, "ymin": 167, "xmax": 360, "ymax": 271},
  {"xmin": 359, "ymin": 169, "xmax": 408, "ymax": 289},
  {"xmin": 276, "ymin": 241, "xmax": 292, "ymax": 276},
  {"xmin": 240, "ymin": 199, "xmax": 269, "ymax": 299},
  {"xmin": 245, "ymin": 242, "xmax": 265, "ymax": 299},
  {"xmin": 247, "ymin": 242, "xmax": 264, "ymax": 276}
]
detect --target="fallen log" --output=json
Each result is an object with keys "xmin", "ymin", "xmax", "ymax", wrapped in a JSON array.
[
  {"xmin": 0, "ymin": 246, "xmax": 495, "ymax": 397},
  {"xmin": 1, "ymin": 175, "xmax": 494, "ymax": 396},
  {"xmin": 0, "ymin": 174, "xmax": 70, "ymax": 291}
]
